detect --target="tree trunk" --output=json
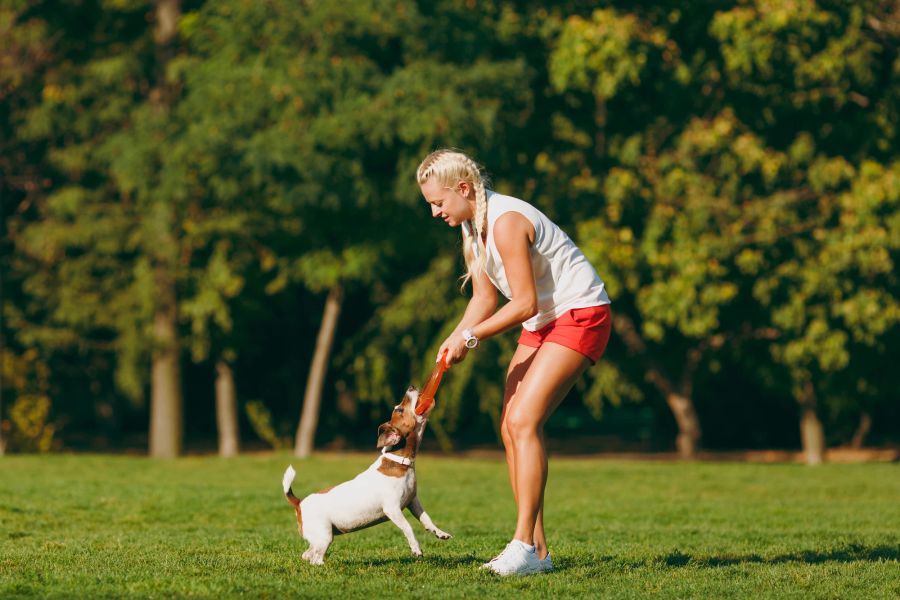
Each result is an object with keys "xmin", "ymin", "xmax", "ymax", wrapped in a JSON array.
[
  {"xmin": 151, "ymin": 0, "xmax": 180, "ymax": 102},
  {"xmin": 0, "ymin": 379, "xmax": 5, "ymax": 455},
  {"xmin": 849, "ymin": 412, "xmax": 871, "ymax": 449},
  {"xmin": 594, "ymin": 97, "xmax": 607, "ymax": 158},
  {"xmin": 147, "ymin": 0, "xmax": 182, "ymax": 459},
  {"xmin": 798, "ymin": 381, "xmax": 825, "ymax": 465},
  {"xmin": 665, "ymin": 392, "xmax": 701, "ymax": 458},
  {"xmin": 215, "ymin": 359, "xmax": 239, "ymax": 457},
  {"xmin": 0, "ymin": 389, "xmax": 5, "ymax": 456},
  {"xmin": 294, "ymin": 284, "xmax": 343, "ymax": 458},
  {"xmin": 613, "ymin": 313, "xmax": 703, "ymax": 459},
  {"xmin": 149, "ymin": 299, "xmax": 182, "ymax": 458}
]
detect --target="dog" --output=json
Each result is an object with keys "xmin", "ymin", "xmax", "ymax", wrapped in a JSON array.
[{"xmin": 281, "ymin": 385, "xmax": 452, "ymax": 565}]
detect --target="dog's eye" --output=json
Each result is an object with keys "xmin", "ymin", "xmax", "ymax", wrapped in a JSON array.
[{"xmin": 393, "ymin": 406, "xmax": 403, "ymax": 414}]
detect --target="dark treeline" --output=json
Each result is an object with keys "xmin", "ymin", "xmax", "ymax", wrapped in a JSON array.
[{"xmin": 2, "ymin": 0, "xmax": 898, "ymax": 463}]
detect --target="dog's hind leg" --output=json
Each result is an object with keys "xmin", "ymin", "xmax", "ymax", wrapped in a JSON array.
[
  {"xmin": 302, "ymin": 524, "xmax": 333, "ymax": 565},
  {"xmin": 384, "ymin": 505, "xmax": 422, "ymax": 556},
  {"xmin": 408, "ymin": 496, "xmax": 452, "ymax": 540}
]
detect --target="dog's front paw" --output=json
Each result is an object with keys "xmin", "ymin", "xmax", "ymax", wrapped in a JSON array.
[
  {"xmin": 412, "ymin": 547, "xmax": 423, "ymax": 557},
  {"xmin": 431, "ymin": 528, "xmax": 452, "ymax": 540}
]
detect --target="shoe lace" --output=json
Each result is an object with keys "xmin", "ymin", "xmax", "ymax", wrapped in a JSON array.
[
  {"xmin": 488, "ymin": 542, "xmax": 517, "ymax": 565},
  {"xmin": 494, "ymin": 542, "xmax": 534, "ymax": 568}
]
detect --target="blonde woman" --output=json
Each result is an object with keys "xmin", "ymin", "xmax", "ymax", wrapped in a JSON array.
[{"xmin": 417, "ymin": 149, "xmax": 612, "ymax": 576}]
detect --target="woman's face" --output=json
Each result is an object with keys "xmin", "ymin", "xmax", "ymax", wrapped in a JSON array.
[{"xmin": 420, "ymin": 178, "xmax": 475, "ymax": 227}]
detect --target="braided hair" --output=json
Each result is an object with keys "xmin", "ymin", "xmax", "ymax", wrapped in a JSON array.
[{"xmin": 416, "ymin": 149, "xmax": 489, "ymax": 289}]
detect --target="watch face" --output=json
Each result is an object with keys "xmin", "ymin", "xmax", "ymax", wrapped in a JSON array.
[{"xmin": 465, "ymin": 337, "xmax": 478, "ymax": 349}]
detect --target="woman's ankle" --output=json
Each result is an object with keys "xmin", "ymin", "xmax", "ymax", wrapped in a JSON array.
[{"xmin": 532, "ymin": 534, "xmax": 548, "ymax": 559}]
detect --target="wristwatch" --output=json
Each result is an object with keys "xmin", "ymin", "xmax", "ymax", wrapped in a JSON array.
[{"xmin": 461, "ymin": 328, "xmax": 479, "ymax": 349}]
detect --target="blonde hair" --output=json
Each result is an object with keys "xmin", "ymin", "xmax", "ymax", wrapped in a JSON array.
[{"xmin": 416, "ymin": 149, "xmax": 489, "ymax": 289}]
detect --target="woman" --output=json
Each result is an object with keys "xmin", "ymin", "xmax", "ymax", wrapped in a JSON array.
[{"xmin": 417, "ymin": 149, "xmax": 612, "ymax": 576}]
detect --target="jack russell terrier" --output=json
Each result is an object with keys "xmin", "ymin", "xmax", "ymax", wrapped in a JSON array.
[{"xmin": 282, "ymin": 385, "xmax": 452, "ymax": 565}]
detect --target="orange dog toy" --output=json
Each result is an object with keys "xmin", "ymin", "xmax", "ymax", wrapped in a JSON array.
[{"xmin": 415, "ymin": 349, "xmax": 450, "ymax": 415}]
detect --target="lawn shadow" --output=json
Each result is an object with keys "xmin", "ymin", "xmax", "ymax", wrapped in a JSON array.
[
  {"xmin": 556, "ymin": 544, "xmax": 900, "ymax": 572},
  {"xmin": 319, "ymin": 544, "xmax": 900, "ymax": 573},
  {"xmin": 657, "ymin": 543, "xmax": 900, "ymax": 568},
  {"xmin": 342, "ymin": 554, "xmax": 485, "ymax": 569}
]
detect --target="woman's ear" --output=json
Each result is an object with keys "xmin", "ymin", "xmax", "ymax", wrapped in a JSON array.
[{"xmin": 457, "ymin": 181, "xmax": 471, "ymax": 199}]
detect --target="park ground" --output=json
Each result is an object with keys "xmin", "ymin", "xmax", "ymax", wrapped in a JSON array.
[{"xmin": 1, "ymin": 453, "xmax": 898, "ymax": 599}]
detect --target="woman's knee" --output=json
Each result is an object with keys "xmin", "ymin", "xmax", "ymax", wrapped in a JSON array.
[
  {"xmin": 505, "ymin": 408, "xmax": 540, "ymax": 440},
  {"xmin": 500, "ymin": 421, "xmax": 513, "ymax": 448}
]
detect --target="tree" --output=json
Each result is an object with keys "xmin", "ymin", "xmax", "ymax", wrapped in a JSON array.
[
  {"xmin": 1, "ymin": 0, "xmax": 56, "ymax": 456},
  {"xmin": 146, "ymin": 0, "xmax": 184, "ymax": 458},
  {"xmin": 575, "ymin": 110, "xmax": 789, "ymax": 457},
  {"xmin": 549, "ymin": 6, "xmax": 724, "ymax": 456},
  {"xmin": 8, "ymin": 0, "xmax": 176, "ymax": 453},
  {"xmin": 708, "ymin": 0, "xmax": 900, "ymax": 462},
  {"xmin": 4, "ymin": 0, "xmax": 898, "ymax": 456},
  {"xmin": 171, "ymin": 0, "xmax": 538, "ymax": 455},
  {"xmin": 548, "ymin": 1, "xmax": 900, "ymax": 461}
]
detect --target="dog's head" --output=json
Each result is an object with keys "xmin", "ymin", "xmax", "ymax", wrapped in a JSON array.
[{"xmin": 376, "ymin": 385, "xmax": 427, "ymax": 449}]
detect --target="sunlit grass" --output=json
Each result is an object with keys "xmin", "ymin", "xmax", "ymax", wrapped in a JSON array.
[{"xmin": 1, "ymin": 453, "xmax": 898, "ymax": 598}]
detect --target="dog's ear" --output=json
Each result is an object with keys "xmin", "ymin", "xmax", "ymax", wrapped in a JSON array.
[{"xmin": 377, "ymin": 424, "xmax": 402, "ymax": 448}]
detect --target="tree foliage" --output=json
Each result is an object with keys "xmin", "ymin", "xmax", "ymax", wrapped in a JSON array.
[{"xmin": 2, "ymin": 0, "xmax": 897, "ymax": 457}]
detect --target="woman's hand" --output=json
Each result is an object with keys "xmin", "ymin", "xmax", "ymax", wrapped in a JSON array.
[{"xmin": 438, "ymin": 331, "xmax": 469, "ymax": 366}]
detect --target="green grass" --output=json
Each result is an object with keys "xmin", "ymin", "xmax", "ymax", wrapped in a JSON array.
[{"xmin": 1, "ymin": 453, "xmax": 898, "ymax": 599}]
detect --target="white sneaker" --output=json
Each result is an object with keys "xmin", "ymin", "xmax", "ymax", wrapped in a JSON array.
[
  {"xmin": 538, "ymin": 552, "xmax": 554, "ymax": 573},
  {"xmin": 487, "ymin": 540, "xmax": 544, "ymax": 576},
  {"xmin": 482, "ymin": 544, "xmax": 554, "ymax": 573},
  {"xmin": 480, "ymin": 541, "xmax": 515, "ymax": 569}
]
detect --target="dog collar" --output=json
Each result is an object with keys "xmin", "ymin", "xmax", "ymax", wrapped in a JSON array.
[{"xmin": 381, "ymin": 450, "xmax": 412, "ymax": 466}]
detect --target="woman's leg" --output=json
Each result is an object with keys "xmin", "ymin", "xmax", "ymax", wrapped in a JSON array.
[
  {"xmin": 503, "ymin": 342, "xmax": 590, "ymax": 547},
  {"xmin": 504, "ymin": 344, "xmax": 560, "ymax": 556},
  {"xmin": 500, "ymin": 345, "xmax": 538, "ymax": 548}
]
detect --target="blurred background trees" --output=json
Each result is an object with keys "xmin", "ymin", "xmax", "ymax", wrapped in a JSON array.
[{"xmin": 2, "ymin": 0, "xmax": 897, "ymax": 463}]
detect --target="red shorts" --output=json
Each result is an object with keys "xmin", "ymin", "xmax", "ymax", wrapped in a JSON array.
[{"xmin": 517, "ymin": 304, "xmax": 612, "ymax": 363}]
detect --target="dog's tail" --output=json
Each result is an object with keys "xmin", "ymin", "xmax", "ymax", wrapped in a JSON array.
[
  {"xmin": 282, "ymin": 465, "xmax": 300, "ymax": 507},
  {"xmin": 282, "ymin": 465, "xmax": 303, "ymax": 535}
]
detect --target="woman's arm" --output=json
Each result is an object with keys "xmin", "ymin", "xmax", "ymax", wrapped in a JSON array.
[
  {"xmin": 441, "ymin": 212, "xmax": 537, "ymax": 364},
  {"xmin": 439, "ymin": 265, "xmax": 497, "ymax": 364},
  {"xmin": 470, "ymin": 212, "xmax": 537, "ymax": 339},
  {"xmin": 455, "ymin": 270, "xmax": 498, "ymax": 333}
]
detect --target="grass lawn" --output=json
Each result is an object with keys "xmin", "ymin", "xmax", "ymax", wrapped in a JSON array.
[{"xmin": 1, "ymin": 452, "xmax": 898, "ymax": 599}]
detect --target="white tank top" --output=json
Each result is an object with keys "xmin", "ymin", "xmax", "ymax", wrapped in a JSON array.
[{"xmin": 483, "ymin": 191, "xmax": 610, "ymax": 331}]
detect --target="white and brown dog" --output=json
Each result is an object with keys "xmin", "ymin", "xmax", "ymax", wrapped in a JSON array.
[{"xmin": 282, "ymin": 385, "xmax": 452, "ymax": 565}]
